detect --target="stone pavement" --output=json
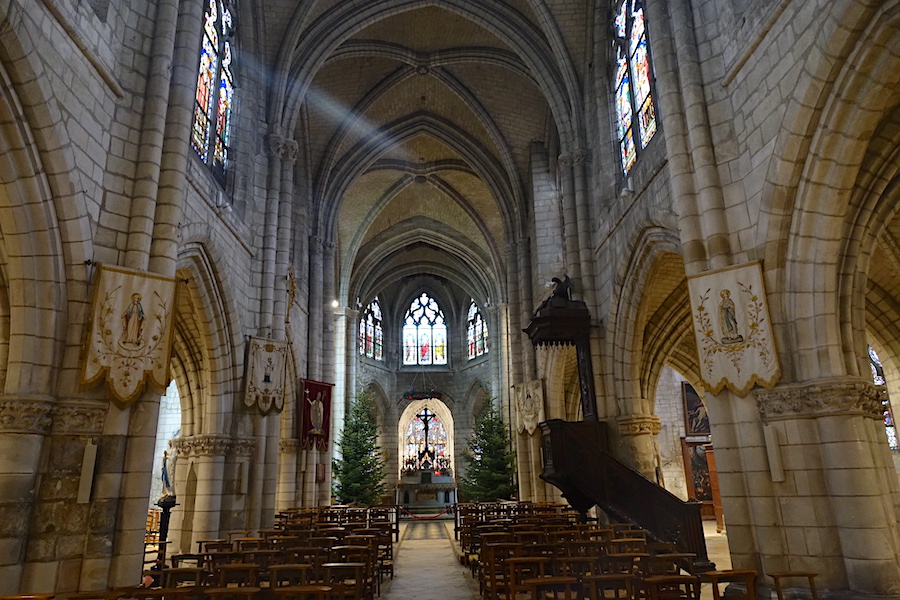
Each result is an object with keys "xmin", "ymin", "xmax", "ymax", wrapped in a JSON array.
[{"xmin": 381, "ymin": 519, "xmax": 479, "ymax": 600}]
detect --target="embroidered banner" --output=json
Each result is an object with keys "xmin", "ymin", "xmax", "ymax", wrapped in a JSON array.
[
  {"xmin": 244, "ymin": 337, "xmax": 289, "ymax": 414},
  {"xmin": 687, "ymin": 261, "xmax": 781, "ymax": 397},
  {"xmin": 81, "ymin": 264, "xmax": 177, "ymax": 404},
  {"xmin": 513, "ymin": 379, "xmax": 545, "ymax": 435},
  {"xmin": 299, "ymin": 378, "xmax": 333, "ymax": 450}
]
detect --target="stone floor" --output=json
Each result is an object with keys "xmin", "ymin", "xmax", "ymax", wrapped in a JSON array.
[{"xmin": 380, "ymin": 518, "xmax": 733, "ymax": 600}]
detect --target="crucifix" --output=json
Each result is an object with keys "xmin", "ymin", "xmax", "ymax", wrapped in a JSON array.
[{"xmin": 417, "ymin": 407, "xmax": 436, "ymax": 468}]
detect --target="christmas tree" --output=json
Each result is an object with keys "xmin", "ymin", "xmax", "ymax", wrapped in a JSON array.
[
  {"xmin": 333, "ymin": 389, "xmax": 387, "ymax": 505},
  {"xmin": 460, "ymin": 402, "xmax": 516, "ymax": 501}
]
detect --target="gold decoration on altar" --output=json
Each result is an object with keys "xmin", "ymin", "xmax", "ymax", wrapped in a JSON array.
[
  {"xmin": 688, "ymin": 261, "xmax": 781, "ymax": 397},
  {"xmin": 81, "ymin": 264, "xmax": 177, "ymax": 404}
]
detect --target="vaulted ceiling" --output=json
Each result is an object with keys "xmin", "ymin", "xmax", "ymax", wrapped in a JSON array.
[{"xmin": 262, "ymin": 1, "xmax": 592, "ymax": 306}]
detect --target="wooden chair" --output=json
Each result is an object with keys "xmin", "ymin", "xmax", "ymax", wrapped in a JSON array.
[
  {"xmin": 506, "ymin": 557, "xmax": 551, "ymax": 600},
  {"xmin": 641, "ymin": 575, "xmax": 700, "ymax": 600},
  {"xmin": 768, "ymin": 572, "xmax": 819, "ymax": 600},
  {"xmin": 482, "ymin": 542, "xmax": 523, "ymax": 600},
  {"xmin": 598, "ymin": 555, "xmax": 640, "ymax": 575},
  {"xmin": 270, "ymin": 563, "xmax": 314, "ymax": 587},
  {"xmin": 607, "ymin": 538, "xmax": 647, "ymax": 555},
  {"xmin": 554, "ymin": 556, "xmax": 600, "ymax": 580},
  {"xmin": 204, "ymin": 563, "xmax": 261, "ymax": 600},
  {"xmin": 270, "ymin": 585, "xmax": 333, "ymax": 600},
  {"xmin": 322, "ymin": 562, "xmax": 366, "ymax": 600},
  {"xmin": 582, "ymin": 573, "xmax": 636, "ymax": 600},
  {"xmin": 524, "ymin": 575, "xmax": 581, "ymax": 600},
  {"xmin": 702, "ymin": 570, "xmax": 757, "ymax": 600}
]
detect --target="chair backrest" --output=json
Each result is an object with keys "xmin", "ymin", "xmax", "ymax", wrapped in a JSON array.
[
  {"xmin": 269, "ymin": 563, "xmax": 312, "ymax": 587},
  {"xmin": 506, "ymin": 557, "xmax": 550, "ymax": 598},
  {"xmin": 598, "ymin": 554, "xmax": 639, "ymax": 575},
  {"xmin": 582, "ymin": 573, "xmax": 635, "ymax": 600},
  {"xmin": 527, "ymin": 575, "xmax": 581, "ymax": 600},
  {"xmin": 642, "ymin": 575, "xmax": 701, "ymax": 600},
  {"xmin": 214, "ymin": 562, "xmax": 260, "ymax": 587},
  {"xmin": 554, "ymin": 556, "xmax": 600, "ymax": 580}
]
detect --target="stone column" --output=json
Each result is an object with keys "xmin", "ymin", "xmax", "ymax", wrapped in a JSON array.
[
  {"xmin": 557, "ymin": 154, "xmax": 582, "ymax": 284},
  {"xmin": 172, "ymin": 435, "xmax": 231, "ymax": 547},
  {"xmin": 308, "ymin": 237, "xmax": 324, "ymax": 381},
  {"xmin": 149, "ymin": 0, "xmax": 206, "ymax": 277},
  {"xmin": 616, "ymin": 413, "xmax": 662, "ymax": 478},
  {"xmin": 755, "ymin": 379, "xmax": 900, "ymax": 594},
  {"xmin": 260, "ymin": 134, "xmax": 285, "ymax": 337},
  {"xmin": 0, "ymin": 397, "xmax": 53, "ymax": 593},
  {"xmin": 273, "ymin": 139, "xmax": 298, "ymax": 338},
  {"xmin": 277, "ymin": 439, "xmax": 301, "ymax": 510}
]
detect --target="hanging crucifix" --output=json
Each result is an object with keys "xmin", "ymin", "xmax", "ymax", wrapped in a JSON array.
[{"xmin": 416, "ymin": 407, "xmax": 436, "ymax": 469}]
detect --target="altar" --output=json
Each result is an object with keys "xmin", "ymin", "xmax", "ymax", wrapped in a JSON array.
[{"xmin": 397, "ymin": 469, "xmax": 457, "ymax": 510}]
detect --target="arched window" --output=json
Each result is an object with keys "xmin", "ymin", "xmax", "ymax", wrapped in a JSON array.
[
  {"xmin": 358, "ymin": 298, "xmax": 383, "ymax": 361},
  {"xmin": 466, "ymin": 300, "xmax": 488, "ymax": 360},
  {"xmin": 192, "ymin": 0, "xmax": 235, "ymax": 186},
  {"xmin": 402, "ymin": 408, "xmax": 450, "ymax": 475},
  {"xmin": 612, "ymin": 0, "xmax": 657, "ymax": 174},
  {"xmin": 402, "ymin": 293, "xmax": 447, "ymax": 366},
  {"xmin": 869, "ymin": 346, "xmax": 898, "ymax": 451}
]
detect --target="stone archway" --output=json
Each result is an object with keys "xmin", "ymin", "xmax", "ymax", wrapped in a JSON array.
[{"xmin": 396, "ymin": 397, "xmax": 457, "ymax": 509}]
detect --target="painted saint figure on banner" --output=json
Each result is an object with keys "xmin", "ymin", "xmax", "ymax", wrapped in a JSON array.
[
  {"xmin": 308, "ymin": 389, "xmax": 325, "ymax": 435},
  {"xmin": 718, "ymin": 289, "xmax": 743, "ymax": 345},
  {"xmin": 121, "ymin": 293, "xmax": 145, "ymax": 347}
]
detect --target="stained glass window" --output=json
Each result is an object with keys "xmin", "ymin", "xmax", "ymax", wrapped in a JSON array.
[
  {"xmin": 192, "ymin": 0, "xmax": 235, "ymax": 186},
  {"xmin": 402, "ymin": 293, "xmax": 447, "ymax": 366},
  {"xmin": 612, "ymin": 0, "xmax": 656, "ymax": 174},
  {"xmin": 466, "ymin": 300, "xmax": 488, "ymax": 360},
  {"xmin": 869, "ymin": 345, "xmax": 898, "ymax": 451},
  {"xmin": 402, "ymin": 408, "xmax": 451, "ymax": 475},
  {"xmin": 358, "ymin": 298, "xmax": 383, "ymax": 361}
]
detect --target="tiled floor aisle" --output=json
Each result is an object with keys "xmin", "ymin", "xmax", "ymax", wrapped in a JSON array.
[{"xmin": 382, "ymin": 519, "xmax": 478, "ymax": 600}]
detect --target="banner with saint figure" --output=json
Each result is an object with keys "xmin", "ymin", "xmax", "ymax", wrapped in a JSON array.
[
  {"xmin": 81, "ymin": 264, "xmax": 177, "ymax": 404},
  {"xmin": 687, "ymin": 261, "xmax": 781, "ymax": 397},
  {"xmin": 513, "ymin": 379, "xmax": 545, "ymax": 435},
  {"xmin": 298, "ymin": 378, "xmax": 333, "ymax": 450},
  {"xmin": 244, "ymin": 337, "xmax": 288, "ymax": 414}
]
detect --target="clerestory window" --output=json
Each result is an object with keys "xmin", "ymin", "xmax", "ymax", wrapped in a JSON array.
[
  {"xmin": 191, "ymin": 0, "xmax": 236, "ymax": 186},
  {"xmin": 402, "ymin": 293, "xmax": 447, "ymax": 366}
]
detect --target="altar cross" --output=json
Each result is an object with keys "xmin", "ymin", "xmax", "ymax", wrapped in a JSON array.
[{"xmin": 417, "ymin": 407, "xmax": 436, "ymax": 453}]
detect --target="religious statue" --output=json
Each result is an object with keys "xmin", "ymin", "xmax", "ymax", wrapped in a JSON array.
[
  {"xmin": 161, "ymin": 449, "xmax": 175, "ymax": 497},
  {"xmin": 718, "ymin": 289, "xmax": 743, "ymax": 344},
  {"xmin": 263, "ymin": 357, "xmax": 274, "ymax": 383},
  {"xmin": 533, "ymin": 274, "xmax": 573, "ymax": 316},
  {"xmin": 121, "ymin": 292, "xmax": 145, "ymax": 347}
]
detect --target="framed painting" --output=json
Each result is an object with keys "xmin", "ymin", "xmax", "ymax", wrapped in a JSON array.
[{"xmin": 683, "ymin": 382, "xmax": 710, "ymax": 436}]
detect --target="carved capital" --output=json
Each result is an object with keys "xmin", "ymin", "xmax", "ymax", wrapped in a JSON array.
[
  {"xmin": 557, "ymin": 153, "xmax": 574, "ymax": 168},
  {"xmin": 284, "ymin": 140, "xmax": 299, "ymax": 164},
  {"xmin": 280, "ymin": 438, "xmax": 302, "ymax": 453},
  {"xmin": 617, "ymin": 414, "xmax": 662, "ymax": 437},
  {"xmin": 265, "ymin": 134, "xmax": 286, "ymax": 158},
  {"xmin": 233, "ymin": 437, "xmax": 256, "ymax": 457},
  {"xmin": 51, "ymin": 401, "xmax": 106, "ymax": 434},
  {"xmin": 572, "ymin": 149, "xmax": 591, "ymax": 164},
  {"xmin": 311, "ymin": 236, "xmax": 325, "ymax": 254},
  {"xmin": 756, "ymin": 378, "xmax": 885, "ymax": 421},
  {"xmin": 173, "ymin": 434, "xmax": 233, "ymax": 457},
  {"xmin": 0, "ymin": 397, "xmax": 53, "ymax": 434}
]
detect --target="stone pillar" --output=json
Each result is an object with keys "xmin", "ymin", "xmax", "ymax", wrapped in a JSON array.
[
  {"xmin": 0, "ymin": 397, "xmax": 52, "ymax": 593},
  {"xmin": 308, "ymin": 237, "xmax": 324, "ymax": 381},
  {"xmin": 616, "ymin": 413, "xmax": 662, "ymax": 478},
  {"xmin": 515, "ymin": 430, "xmax": 534, "ymax": 501},
  {"xmin": 260, "ymin": 134, "xmax": 285, "ymax": 337},
  {"xmin": 273, "ymin": 139, "xmax": 298, "ymax": 338},
  {"xmin": 277, "ymin": 439, "xmax": 300, "ymax": 510},
  {"xmin": 149, "ymin": 0, "xmax": 206, "ymax": 277},
  {"xmin": 318, "ymin": 242, "xmax": 336, "ymax": 506},
  {"xmin": 172, "ymin": 435, "xmax": 231, "ymax": 546},
  {"xmin": 755, "ymin": 379, "xmax": 900, "ymax": 594},
  {"xmin": 557, "ymin": 154, "xmax": 582, "ymax": 284}
]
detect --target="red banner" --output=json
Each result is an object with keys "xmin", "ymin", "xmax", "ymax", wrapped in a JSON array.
[{"xmin": 299, "ymin": 378, "xmax": 333, "ymax": 450}]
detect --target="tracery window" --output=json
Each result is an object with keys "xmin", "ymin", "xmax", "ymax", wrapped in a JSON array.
[
  {"xmin": 466, "ymin": 300, "xmax": 488, "ymax": 360},
  {"xmin": 192, "ymin": 0, "xmax": 235, "ymax": 186},
  {"xmin": 358, "ymin": 298, "xmax": 383, "ymax": 361},
  {"xmin": 402, "ymin": 293, "xmax": 447, "ymax": 366},
  {"xmin": 869, "ymin": 345, "xmax": 899, "ymax": 451},
  {"xmin": 612, "ymin": 0, "xmax": 657, "ymax": 174}
]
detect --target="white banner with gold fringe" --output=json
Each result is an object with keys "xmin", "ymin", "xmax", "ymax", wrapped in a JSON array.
[
  {"xmin": 513, "ymin": 379, "xmax": 545, "ymax": 435},
  {"xmin": 81, "ymin": 264, "xmax": 177, "ymax": 404},
  {"xmin": 687, "ymin": 261, "xmax": 781, "ymax": 397},
  {"xmin": 244, "ymin": 337, "xmax": 288, "ymax": 414}
]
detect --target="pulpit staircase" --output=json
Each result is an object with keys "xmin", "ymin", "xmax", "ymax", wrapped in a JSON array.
[{"xmin": 539, "ymin": 418, "xmax": 714, "ymax": 573}]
